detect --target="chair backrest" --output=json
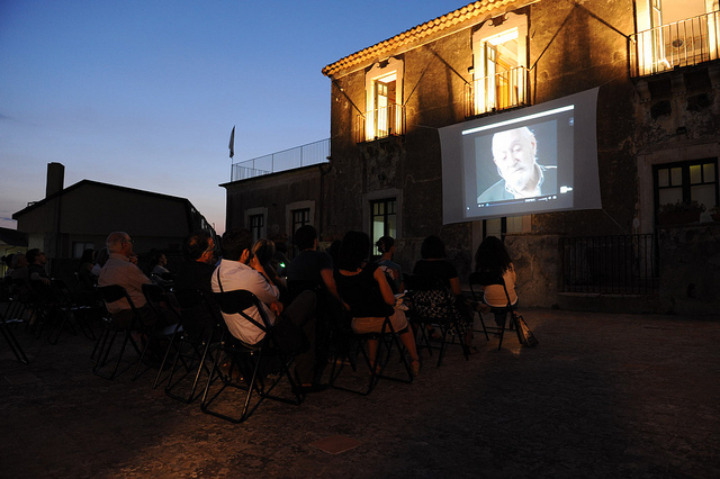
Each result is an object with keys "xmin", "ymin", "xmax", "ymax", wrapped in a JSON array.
[
  {"xmin": 97, "ymin": 284, "xmax": 137, "ymax": 310},
  {"xmin": 213, "ymin": 290, "xmax": 271, "ymax": 332}
]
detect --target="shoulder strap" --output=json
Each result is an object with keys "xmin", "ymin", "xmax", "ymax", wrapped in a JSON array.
[{"xmin": 216, "ymin": 265, "xmax": 224, "ymax": 293}]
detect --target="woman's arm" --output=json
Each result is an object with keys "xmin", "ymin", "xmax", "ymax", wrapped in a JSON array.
[{"xmin": 373, "ymin": 266, "xmax": 396, "ymax": 306}]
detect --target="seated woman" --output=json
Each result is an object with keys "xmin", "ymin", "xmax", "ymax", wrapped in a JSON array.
[
  {"xmin": 375, "ymin": 235, "xmax": 404, "ymax": 294},
  {"xmin": 412, "ymin": 235, "xmax": 462, "ymax": 296},
  {"xmin": 335, "ymin": 231, "xmax": 420, "ymax": 377},
  {"xmin": 474, "ymin": 236, "xmax": 518, "ymax": 328}
]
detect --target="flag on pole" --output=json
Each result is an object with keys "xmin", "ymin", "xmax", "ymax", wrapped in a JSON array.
[{"xmin": 229, "ymin": 126, "xmax": 235, "ymax": 159}]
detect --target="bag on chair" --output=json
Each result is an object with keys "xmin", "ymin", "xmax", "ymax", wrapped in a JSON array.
[{"xmin": 512, "ymin": 312, "xmax": 538, "ymax": 347}]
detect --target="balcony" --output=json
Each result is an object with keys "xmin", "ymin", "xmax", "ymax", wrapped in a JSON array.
[
  {"xmin": 355, "ymin": 103, "xmax": 406, "ymax": 143},
  {"xmin": 631, "ymin": 10, "xmax": 720, "ymax": 77},
  {"xmin": 466, "ymin": 66, "xmax": 529, "ymax": 117},
  {"xmin": 230, "ymin": 138, "xmax": 330, "ymax": 182}
]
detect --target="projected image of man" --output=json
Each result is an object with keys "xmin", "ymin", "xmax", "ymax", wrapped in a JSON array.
[{"xmin": 477, "ymin": 126, "xmax": 557, "ymax": 203}]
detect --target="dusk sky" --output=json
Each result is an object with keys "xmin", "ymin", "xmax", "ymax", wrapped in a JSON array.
[{"xmin": 1, "ymin": 0, "xmax": 471, "ymax": 235}]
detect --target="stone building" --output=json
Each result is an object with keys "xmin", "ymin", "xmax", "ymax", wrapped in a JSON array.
[{"xmin": 224, "ymin": 0, "xmax": 720, "ymax": 314}]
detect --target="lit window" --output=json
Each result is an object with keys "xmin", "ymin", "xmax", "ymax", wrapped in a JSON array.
[
  {"xmin": 370, "ymin": 198, "xmax": 397, "ymax": 254},
  {"xmin": 654, "ymin": 158, "xmax": 718, "ymax": 219},
  {"xmin": 362, "ymin": 58, "xmax": 404, "ymax": 141},
  {"xmin": 471, "ymin": 12, "xmax": 528, "ymax": 116},
  {"xmin": 632, "ymin": 0, "xmax": 720, "ymax": 76}
]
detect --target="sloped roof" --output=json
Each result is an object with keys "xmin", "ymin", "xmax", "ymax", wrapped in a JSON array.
[
  {"xmin": 322, "ymin": 0, "xmax": 530, "ymax": 77},
  {"xmin": 12, "ymin": 179, "xmax": 197, "ymax": 219},
  {"xmin": 0, "ymin": 227, "xmax": 28, "ymax": 247}
]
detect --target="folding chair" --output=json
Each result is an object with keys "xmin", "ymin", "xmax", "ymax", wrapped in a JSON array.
[
  {"xmin": 1, "ymin": 296, "xmax": 29, "ymax": 364},
  {"xmin": 405, "ymin": 274, "xmax": 470, "ymax": 366},
  {"xmin": 141, "ymin": 283, "xmax": 185, "ymax": 385},
  {"xmin": 47, "ymin": 279, "xmax": 96, "ymax": 345},
  {"xmin": 200, "ymin": 290, "xmax": 304, "ymax": 423},
  {"xmin": 162, "ymin": 287, "xmax": 222, "ymax": 403},
  {"xmin": 328, "ymin": 311, "xmax": 413, "ymax": 395},
  {"xmin": 468, "ymin": 270, "xmax": 521, "ymax": 350},
  {"xmin": 92, "ymin": 285, "xmax": 147, "ymax": 380}
]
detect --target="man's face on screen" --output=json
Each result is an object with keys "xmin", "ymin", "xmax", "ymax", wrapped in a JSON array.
[{"xmin": 492, "ymin": 127, "xmax": 537, "ymax": 192}]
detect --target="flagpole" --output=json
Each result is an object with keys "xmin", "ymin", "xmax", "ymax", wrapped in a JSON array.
[{"xmin": 229, "ymin": 125, "xmax": 235, "ymax": 180}]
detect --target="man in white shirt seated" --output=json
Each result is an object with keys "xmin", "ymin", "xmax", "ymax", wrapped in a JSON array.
[{"xmin": 211, "ymin": 229, "xmax": 321, "ymax": 391}]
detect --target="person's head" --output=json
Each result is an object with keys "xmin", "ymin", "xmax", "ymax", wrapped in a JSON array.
[
  {"xmin": 150, "ymin": 250, "xmax": 167, "ymax": 266},
  {"xmin": 294, "ymin": 225, "xmax": 318, "ymax": 251},
  {"xmin": 474, "ymin": 235, "xmax": 512, "ymax": 273},
  {"xmin": 220, "ymin": 228, "xmax": 253, "ymax": 262},
  {"xmin": 95, "ymin": 248, "xmax": 109, "ymax": 267},
  {"xmin": 491, "ymin": 126, "xmax": 538, "ymax": 193},
  {"xmin": 420, "ymin": 235, "xmax": 446, "ymax": 260},
  {"xmin": 26, "ymin": 248, "xmax": 47, "ymax": 265},
  {"xmin": 376, "ymin": 236, "xmax": 395, "ymax": 255},
  {"xmin": 337, "ymin": 231, "xmax": 371, "ymax": 271},
  {"xmin": 251, "ymin": 238, "xmax": 276, "ymax": 268},
  {"xmin": 106, "ymin": 232, "xmax": 134, "ymax": 257},
  {"xmin": 186, "ymin": 231, "xmax": 215, "ymax": 263}
]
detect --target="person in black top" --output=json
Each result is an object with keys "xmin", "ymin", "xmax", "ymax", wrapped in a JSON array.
[{"xmin": 335, "ymin": 231, "xmax": 420, "ymax": 376}]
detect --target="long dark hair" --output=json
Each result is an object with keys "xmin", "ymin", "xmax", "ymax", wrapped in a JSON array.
[{"xmin": 474, "ymin": 236, "xmax": 512, "ymax": 274}]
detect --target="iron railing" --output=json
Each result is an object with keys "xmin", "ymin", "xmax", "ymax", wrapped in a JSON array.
[
  {"xmin": 630, "ymin": 10, "xmax": 720, "ymax": 77},
  {"xmin": 355, "ymin": 104, "xmax": 406, "ymax": 143},
  {"xmin": 466, "ymin": 66, "xmax": 529, "ymax": 117},
  {"xmin": 560, "ymin": 234, "xmax": 659, "ymax": 294},
  {"xmin": 231, "ymin": 138, "xmax": 330, "ymax": 182}
]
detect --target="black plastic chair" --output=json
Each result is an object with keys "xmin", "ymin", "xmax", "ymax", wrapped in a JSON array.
[
  {"xmin": 200, "ymin": 290, "xmax": 304, "ymax": 423},
  {"xmin": 162, "ymin": 287, "xmax": 222, "ymax": 403},
  {"xmin": 1, "ymin": 295, "xmax": 29, "ymax": 364},
  {"xmin": 92, "ymin": 285, "xmax": 146, "ymax": 380},
  {"xmin": 141, "ymin": 283, "xmax": 186, "ymax": 385},
  {"xmin": 405, "ymin": 274, "xmax": 470, "ymax": 366},
  {"xmin": 468, "ymin": 270, "xmax": 521, "ymax": 350},
  {"xmin": 328, "ymin": 311, "xmax": 413, "ymax": 395}
]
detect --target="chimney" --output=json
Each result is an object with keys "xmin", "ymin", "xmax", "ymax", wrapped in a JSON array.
[{"xmin": 46, "ymin": 162, "xmax": 65, "ymax": 198}]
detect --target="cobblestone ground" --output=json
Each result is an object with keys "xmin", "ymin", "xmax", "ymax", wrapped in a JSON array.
[{"xmin": 1, "ymin": 309, "xmax": 719, "ymax": 479}]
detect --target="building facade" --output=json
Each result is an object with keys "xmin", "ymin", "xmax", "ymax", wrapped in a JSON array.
[{"xmin": 225, "ymin": 0, "xmax": 720, "ymax": 314}]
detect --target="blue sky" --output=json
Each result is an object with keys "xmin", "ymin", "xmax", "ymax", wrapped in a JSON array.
[{"xmin": 0, "ymin": 0, "xmax": 471, "ymax": 235}]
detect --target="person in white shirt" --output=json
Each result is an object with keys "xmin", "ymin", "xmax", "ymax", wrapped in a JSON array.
[{"xmin": 211, "ymin": 229, "xmax": 320, "ymax": 391}]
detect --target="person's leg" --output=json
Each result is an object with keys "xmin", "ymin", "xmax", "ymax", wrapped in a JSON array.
[{"xmin": 389, "ymin": 310, "xmax": 420, "ymax": 375}]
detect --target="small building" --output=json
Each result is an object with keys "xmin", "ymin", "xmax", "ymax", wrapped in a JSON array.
[{"xmin": 13, "ymin": 163, "xmax": 215, "ymax": 280}]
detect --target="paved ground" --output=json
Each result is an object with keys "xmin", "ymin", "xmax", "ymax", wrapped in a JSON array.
[{"xmin": 1, "ymin": 308, "xmax": 719, "ymax": 479}]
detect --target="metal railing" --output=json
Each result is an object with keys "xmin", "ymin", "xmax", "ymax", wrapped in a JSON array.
[
  {"xmin": 631, "ymin": 10, "xmax": 720, "ymax": 77},
  {"xmin": 560, "ymin": 234, "xmax": 659, "ymax": 294},
  {"xmin": 466, "ymin": 66, "xmax": 529, "ymax": 117},
  {"xmin": 355, "ymin": 103, "xmax": 406, "ymax": 143},
  {"xmin": 231, "ymin": 138, "xmax": 330, "ymax": 182}
]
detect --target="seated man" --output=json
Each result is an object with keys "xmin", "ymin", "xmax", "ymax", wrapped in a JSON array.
[
  {"xmin": 98, "ymin": 231, "xmax": 155, "ymax": 327},
  {"xmin": 286, "ymin": 225, "xmax": 343, "ymax": 303},
  {"xmin": 211, "ymin": 229, "xmax": 320, "ymax": 391}
]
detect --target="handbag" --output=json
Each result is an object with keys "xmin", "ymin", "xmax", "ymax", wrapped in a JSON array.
[{"xmin": 512, "ymin": 311, "xmax": 538, "ymax": 347}]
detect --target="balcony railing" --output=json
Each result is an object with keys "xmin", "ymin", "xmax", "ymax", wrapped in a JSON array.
[
  {"xmin": 355, "ymin": 103, "xmax": 406, "ymax": 143},
  {"xmin": 631, "ymin": 10, "xmax": 720, "ymax": 77},
  {"xmin": 466, "ymin": 66, "xmax": 529, "ymax": 117},
  {"xmin": 560, "ymin": 234, "xmax": 659, "ymax": 295},
  {"xmin": 230, "ymin": 138, "xmax": 330, "ymax": 182}
]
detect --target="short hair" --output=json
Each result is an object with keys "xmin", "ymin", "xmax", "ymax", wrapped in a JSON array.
[
  {"xmin": 420, "ymin": 235, "xmax": 446, "ymax": 259},
  {"xmin": 293, "ymin": 225, "xmax": 317, "ymax": 251},
  {"xmin": 375, "ymin": 236, "xmax": 395, "ymax": 254},
  {"xmin": 221, "ymin": 229, "xmax": 253, "ymax": 261},
  {"xmin": 185, "ymin": 231, "xmax": 212, "ymax": 261},
  {"xmin": 26, "ymin": 248, "xmax": 41, "ymax": 264},
  {"xmin": 106, "ymin": 232, "xmax": 128, "ymax": 253},
  {"xmin": 337, "ymin": 231, "xmax": 370, "ymax": 271}
]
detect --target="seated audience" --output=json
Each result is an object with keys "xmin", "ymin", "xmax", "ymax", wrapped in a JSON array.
[
  {"xmin": 77, "ymin": 248, "xmax": 97, "ymax": 290},
  {"xmin": 334, "ymin": 231, "xmax": 420, "ymax": 377},
  {"xmin": 252, "ymin": 238, "xmax": 287, "ymax": 298},
  {"xmin": 286, "ymin": 225, "xmax": 342, "ymax": 303},
  {"xmin": 26, "ymin": 248, "xmax": 51, "ymax": 287},
  {"xmin": 150, "ymin": 250, "xmax": 173, "ymax": 287},
  {"xmin": 474, "ymin": 236, "xmax": 518, "ymax": 328},
  {"xmin": 211, "ymin": 228, "xmax": 321, "ymax": 391}
]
